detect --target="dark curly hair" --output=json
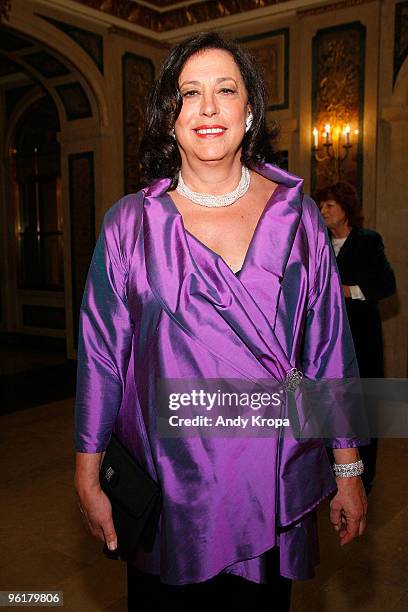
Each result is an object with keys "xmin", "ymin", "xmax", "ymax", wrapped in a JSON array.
[
  {"xmin": 138, "ymin": 31, "xmax": 279, "ymax": 186},
  {"xmin": 314, "ymin": 181, "xmax": 364, "ymax": 229}
]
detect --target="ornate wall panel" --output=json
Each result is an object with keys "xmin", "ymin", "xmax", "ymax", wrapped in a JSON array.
[
  {"xmin": 312, "ymin": 22, "xmax": 365, "ymax": 194},
  {"xmin": 394, "ymin": 1, "xmax": 408, "ymax": 85},
  {"xmin": 238, "ymin": 29, "xmax": 289, "ymax": 111},
  {"xmin": 68, "ymin": 152, "xmax": 95, "ymax": 347},
  {"xmin": 122, "ymin": 53, "xmax": 154, "ymax": 194}
]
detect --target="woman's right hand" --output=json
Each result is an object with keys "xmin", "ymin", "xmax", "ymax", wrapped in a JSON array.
[{"xmin": 75, "ymin": 481, "xmax": 118, "ymax": 551}]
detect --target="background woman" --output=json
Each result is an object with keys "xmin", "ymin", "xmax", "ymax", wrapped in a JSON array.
[
  {"xmin": 316, "ymin": 181, "xmax": 396, "ymax": 493},
  {"xmin": 74, "ymin": 33, "xmax": 368, "ymax": 611}
]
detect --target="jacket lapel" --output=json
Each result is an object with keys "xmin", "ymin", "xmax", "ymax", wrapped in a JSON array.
[
  {"xmin": 142, "ymin": 164, "xmax": 304, "ymax": 383},
  {"xmin": 330, "ymin": 227, "xmax": 356, "ymax": 261}
]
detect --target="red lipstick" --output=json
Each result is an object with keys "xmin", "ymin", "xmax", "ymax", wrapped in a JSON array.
[{"xmin": 193, "ymin": 125, "xmax": 227, "ymax": 138}]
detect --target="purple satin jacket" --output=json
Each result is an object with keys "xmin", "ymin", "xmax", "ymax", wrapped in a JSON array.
[{"xmin": 74, "ymin": 162, "xmax": 364, "ymax": 584}]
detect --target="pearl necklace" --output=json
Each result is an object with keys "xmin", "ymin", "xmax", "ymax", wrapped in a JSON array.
[{"xmin": 176, "ymin": 166, "xmax": 251, "ymax": 207}]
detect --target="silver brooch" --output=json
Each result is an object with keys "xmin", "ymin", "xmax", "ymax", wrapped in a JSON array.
[
  {"xmin": 105, "ymin": 466, "xmax": 116, "ymax": 482},
  {"xmin": 283, "ymin": 367, "xmax": 303, "ymax": 392}
]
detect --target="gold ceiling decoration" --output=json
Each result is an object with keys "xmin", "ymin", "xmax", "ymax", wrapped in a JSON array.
[
  {"xmin": 0, "ymin": 0, "xmax": 11, "ymax": 24},
  {"xmin": 73, "ymin": 0, "xmax": 291, "ymax": 33}
]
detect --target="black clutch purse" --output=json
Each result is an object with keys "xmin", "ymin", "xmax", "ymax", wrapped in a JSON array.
[{"xmin": 99, "ymin": 432, "xmax": 162, "ymax": 561}]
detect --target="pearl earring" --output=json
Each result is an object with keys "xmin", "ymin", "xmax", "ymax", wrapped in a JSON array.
[
  {"xmin": 170, "ymin": 129, "xmax": 176, "ymax": 140},
  {"xmin": 245, "ymin": 112, "xmax": 253, "ymax": 133}
]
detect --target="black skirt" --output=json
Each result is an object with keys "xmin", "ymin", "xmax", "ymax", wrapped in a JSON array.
[{"xmin": 127, "ymin": 546, "xmax": 292, "ymax": 612}]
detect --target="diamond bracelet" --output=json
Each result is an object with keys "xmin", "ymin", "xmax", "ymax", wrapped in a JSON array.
[{"xmin": 333, "ymin": 459, "xmax": 364, "ymax": 478}]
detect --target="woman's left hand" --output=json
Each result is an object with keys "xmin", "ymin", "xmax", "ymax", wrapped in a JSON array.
[{"xmin": 329, "ymin": 476, "xmax": 367, "ymax": 545}]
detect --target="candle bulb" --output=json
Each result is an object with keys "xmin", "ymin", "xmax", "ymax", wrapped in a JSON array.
[
  {"xmin": 313, "ymin": 127, "xmax": 318, "ymax": 148},
  {"xmin": 324, "ymin": 124, "xmax": 331, "ymax": 145},
  {"xmin": 344, "ymin": 124, "xmax": 351, "ymax": 145}
]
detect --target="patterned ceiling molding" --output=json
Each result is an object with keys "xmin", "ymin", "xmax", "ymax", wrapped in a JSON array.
[
  {"xmin": 297, "ymin": 0, "xmax": 372, "ymax": 17},
  {"xmin": 0, "ymin": 0, "xmax": 11, "ymax": 24},
  {"xmin": 394, "ymin": 1, "xmax": 408, "ymax": 86},
  {"xmin": 71, "ymin": 0, "xmax": 292, "ymax": 33}
]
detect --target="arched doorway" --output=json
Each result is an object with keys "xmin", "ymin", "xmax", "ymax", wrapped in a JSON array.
[
  {"xmin": 14, "ymin": 96, "xmax": 62, "ymax": 292},
  {"xmin": 0, "ymin": 24, "xmax": 105, "ymax": 360},
  {"xmin": 11, "ymin": 95, "xmax": 65, "ymax": 329}
]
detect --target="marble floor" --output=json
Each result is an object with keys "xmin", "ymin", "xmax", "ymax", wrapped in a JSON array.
[{"xmin": 0, "ymin": 398, "xmax": 407, "ymax": 611}]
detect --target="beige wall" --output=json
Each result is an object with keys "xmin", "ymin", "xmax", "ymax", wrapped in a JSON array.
[
  {"xmin": 1, "ymin": 0, "xmax": 406, "ymax": 373},
  {"xmin": 376, "ymin": 1, "xmax": 408, "ymax": 377},
  {"xmin": 218, "ymin": 0, "xmax": 407, "ymax": 376}
]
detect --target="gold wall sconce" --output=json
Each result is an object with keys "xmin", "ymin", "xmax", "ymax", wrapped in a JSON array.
[{"xmin": 312, "ymin": 122, "xmax": 359, "ymax": 179}]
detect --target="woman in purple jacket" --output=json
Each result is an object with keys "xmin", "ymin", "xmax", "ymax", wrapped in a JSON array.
[{"xmin": 74, "ymin": 32, "xmax": 368, "ymax": 611}]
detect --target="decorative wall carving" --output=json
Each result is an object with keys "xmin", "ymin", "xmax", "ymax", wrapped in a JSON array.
[
  {"xmin": 68, "ymin": 152, "xmax": 95, "ymax": 346},
  {"xmin": 312, "ymin": 22, "xmax": 365, "ymax": 194},
  {"xmin": 238, "ymin": 29, "xmax": 289, "ymax": 110},
  {"xmin": 122, "ymin": 52, "xmax": 154, "ymax": 194},
  {"xmin": 394, "ymin": 1, "xmax": 408, "ymax": 85}
]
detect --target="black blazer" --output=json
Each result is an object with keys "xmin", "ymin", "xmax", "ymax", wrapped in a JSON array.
[{"xmin": 330, "ymin": 228, "xmax": 396, "ymax": 377}]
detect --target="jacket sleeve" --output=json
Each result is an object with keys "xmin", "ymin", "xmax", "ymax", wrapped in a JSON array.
[
  {"xmin": 356, "ymin": 232, "xmax": 396, "ymax": 302},
  {"xmin": 300, "ymin": 197, "xmax": 369, "ymax": 449},
  {"xmin": 74, "ymin": 196, "xmax": 142, "ymax": 453}
]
